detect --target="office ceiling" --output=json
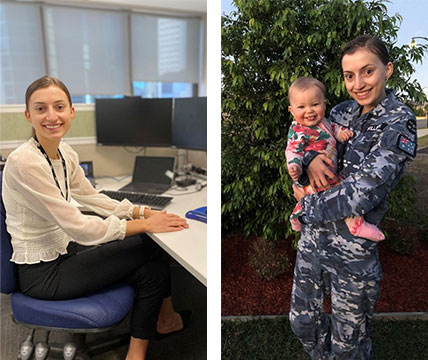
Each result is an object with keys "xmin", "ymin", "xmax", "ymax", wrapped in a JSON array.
[{"xmin": 30, "ymin": 0, "xmax": 207, "ymax": 14}]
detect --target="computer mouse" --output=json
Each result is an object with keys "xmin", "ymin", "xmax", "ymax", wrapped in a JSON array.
[{"xmin": 196, "ymin": 182, "xmax": 207, "ymax": 191}]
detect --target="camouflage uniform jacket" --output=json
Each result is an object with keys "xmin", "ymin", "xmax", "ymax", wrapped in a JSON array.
[{"xmin": 299, "ymin": 90, "xmax": 417, "ymax": 227}]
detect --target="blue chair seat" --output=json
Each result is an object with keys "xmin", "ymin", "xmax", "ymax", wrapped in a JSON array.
[{"xmin": 11, "ymin": 283, "xmax": 134, "ymax": 330}]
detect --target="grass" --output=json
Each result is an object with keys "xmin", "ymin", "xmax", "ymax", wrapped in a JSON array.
[
  {"xmin": 222, "ymin": 317, "xmax": 428, "ymax": 359},
  {"xmin": 419, "ymin": 134, "xmax": 428, "ymax": 148}
]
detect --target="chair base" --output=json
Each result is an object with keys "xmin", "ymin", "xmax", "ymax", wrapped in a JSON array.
[
  {"xmin": 39, "ymin": 333, "xmax": 130, "ymax": 359},
  {"xmin": 13, "ymin": 315, "xmax": 130, "ymax": 359}
]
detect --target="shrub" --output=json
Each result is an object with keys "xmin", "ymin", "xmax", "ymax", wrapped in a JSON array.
[
  {"xmin": 414, "ymin": 108, "xmax": 425, "ymax": 117},
  {"xmin": 385, "ymin": 174, "xmax": 417, "ymax": 223},
  {"xmin": 382, "ymin": 219, "xmax": 420, "ymax": 256},
  {"xmin": 222, "ymin": 0, "xmax": 427, "ymax": 242},
  {"xmin": 418, "ymin": 216, "xmax": 428, "ymax": 245},
  {"xmin": 383, "ymin": 174, "xmax": 421, "ymax": 255}
]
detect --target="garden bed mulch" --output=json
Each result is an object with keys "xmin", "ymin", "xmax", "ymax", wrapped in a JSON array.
[{"xmin": 221, "ymin": 232, "xmax": 428, "ymax": 316}]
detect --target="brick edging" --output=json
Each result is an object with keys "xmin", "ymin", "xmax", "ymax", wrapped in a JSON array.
[{"xmin": 222, "ymin": 312, "xmax": 428, "ymax": 322}]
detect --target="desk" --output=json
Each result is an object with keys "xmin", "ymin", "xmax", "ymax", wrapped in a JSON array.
[{"xmin": 94, "ymin": 177, "xmax": 207, "ymax": 286}]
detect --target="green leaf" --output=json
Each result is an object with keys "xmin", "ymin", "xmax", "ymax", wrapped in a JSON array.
[
  {"xmin": 263, "ymin": 102, "xmax": 269, "ymax": 111},
  {"xmin": 221, "ymin": 0, "xmax": 427, "ymax": 243}
]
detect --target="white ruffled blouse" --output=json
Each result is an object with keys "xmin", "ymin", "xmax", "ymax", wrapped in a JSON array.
[{"xmin": 2, "ymin": 138, "xmax": 137, "ymax": 264}]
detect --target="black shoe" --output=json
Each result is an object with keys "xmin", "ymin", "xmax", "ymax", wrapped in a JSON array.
[{"xmin": 154, "ymin": 310, "xmax": 192, "ymax": 340}]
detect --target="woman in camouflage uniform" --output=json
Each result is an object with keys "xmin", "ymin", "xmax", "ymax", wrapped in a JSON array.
[{"xmin": 289, "ymin": 35, "xmax": 417, "ymax": 359}]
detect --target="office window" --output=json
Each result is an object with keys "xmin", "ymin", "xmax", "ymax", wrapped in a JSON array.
[
  {"xmin": 70, "ymin": 94, "xmax": 123, "ymax": 104},
  {"xmin": 133, "ymin": 81, "xmax": 193, "ymax": 98},
  {"xmin": 131, "ymin": 14, "xmax": 201, "ymax": 84},
  {"xmin": 0, "ymin": 4, "xmax": 204, "ymax": 105},
  {"xmin": 69, "ymin": 84, "xmax": 192, "ymax": 104},
  {"xmin": 0, "ymin": 3, "xmax": 46, "ymax": 104},
  {"xmin": 43, "ymin": 6, "xmax": 130, "ymax": 96}
]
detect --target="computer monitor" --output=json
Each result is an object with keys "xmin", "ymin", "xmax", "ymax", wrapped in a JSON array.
[
  {"xmin": 172, "ymin": 97, "xmax": 207, "ymax": 151},
  {"xmin": 95, "ymin": 98, "xmax": 173, "ymax": 147}
]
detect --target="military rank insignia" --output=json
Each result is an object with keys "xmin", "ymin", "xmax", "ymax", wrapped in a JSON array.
[
  {"xmin": 397, "ymin": 135, "xmax": 417, "ymax": 157},
  {"xmin": 406, "ymin": 119, "xmax": 417, "ymax": 135}
]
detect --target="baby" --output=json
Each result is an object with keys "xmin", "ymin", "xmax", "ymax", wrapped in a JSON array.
[{"xmin": 285, "ymin": 76, "xmax": 385, "ymax": 242}]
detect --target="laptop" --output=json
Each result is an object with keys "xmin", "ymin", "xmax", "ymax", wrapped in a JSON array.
[
  {"xmin": 80, "ymin": 161, "xmax": 96, "ymax": 187},
  {"xmin": 119, "ymin": 156, "xmax": 175, "ymax": 194}
]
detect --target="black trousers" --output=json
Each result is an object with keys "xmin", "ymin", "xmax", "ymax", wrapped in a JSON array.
[{"xmin": 17, "ymin": 235, "xmax": 172, "ymax": 340}]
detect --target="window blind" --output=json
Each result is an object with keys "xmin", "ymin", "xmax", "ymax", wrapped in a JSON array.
[
  {"xmin": 43, "ymin": 6, "xmax": 131, "ymax": 95},
  {"xmin": 0, "ymin": 3, "xmax": 46, "ymax": 104},
  {"xmin": 0, "ymin": 3, "xmax": 204, "ymax": 104},
  {"xmin": 131, "ymin": 14, "xmax": 201, "ymax": 83}
]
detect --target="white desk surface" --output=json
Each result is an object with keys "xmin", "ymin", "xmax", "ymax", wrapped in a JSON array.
[{"xmin": 94, "ymin": 176, "xmax": 207, "ymax": 286}]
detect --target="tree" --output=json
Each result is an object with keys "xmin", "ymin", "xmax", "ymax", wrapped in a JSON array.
[{"xmin": 221, "ymin": 0, "xmax": 428, "ymax": 242}]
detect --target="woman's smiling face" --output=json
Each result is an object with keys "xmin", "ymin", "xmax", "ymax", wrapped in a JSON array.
[
  {"xmin": 25, "ymin": 85, "xmax": 75, "ymax": 144},
  {"xmin": 342, "ymin": 47, "xmax": 393, "ymax": 114}
]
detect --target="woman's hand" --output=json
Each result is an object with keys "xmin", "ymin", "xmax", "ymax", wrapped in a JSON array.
[
  {"xmin": 292, "ymin": 185, "xmax": 306, "ymax": 203},
  {"xmin": 144, "ymin": 208, "xmax": 162, "ymax": 219},
  {"xmin": 133, "ymin": 206, "xmax": 173, "ymax": 220},
  {"xmin": 144, "ymin": 211, "xmax": 189, "ymax": 233},
  {"xmin": 307, "ymin": 154, "xmax": 336, "ymax": 191},
  {"xmin": 127, "ymin": 210, "xmax": 189, "ymax": 236}
]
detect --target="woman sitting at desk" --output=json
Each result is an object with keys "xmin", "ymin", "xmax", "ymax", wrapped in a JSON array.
[{"xmin": 2, "ymin": 76, "xmax": 189, "ymax": 360}]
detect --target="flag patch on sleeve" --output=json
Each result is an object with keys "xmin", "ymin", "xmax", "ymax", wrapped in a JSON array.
[{"xmin": 397, "ymin": 135, "xmax": 417, "ymax": 157}]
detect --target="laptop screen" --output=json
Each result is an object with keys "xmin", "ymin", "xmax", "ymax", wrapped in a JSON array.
[
  {"xmin": 80, "ymin": 161, "xmax": 93, "ymax": 178},
  {"xmin": 132, "ymin": 156, "xmax": 175, "ymax": 185}
]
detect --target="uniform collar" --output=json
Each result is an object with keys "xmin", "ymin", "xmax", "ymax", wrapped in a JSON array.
[
  {"xmin": 331, "ymin": 89, "xmax": 398, "ymax": 128},
  {"xmin": 350, "ymin": 88, "xmax": 396, "ymax": 120},
  {"xmin": 371, "ymin": 89, "xmax": 396, "ymax": 117}
]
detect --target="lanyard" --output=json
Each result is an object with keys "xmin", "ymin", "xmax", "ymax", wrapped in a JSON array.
[{"xmin": 33, "ymin": 136, "xmax": 69, "ymax": 200}]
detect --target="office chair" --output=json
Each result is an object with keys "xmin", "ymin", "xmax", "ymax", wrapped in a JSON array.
[{"xmin": 0, "ymin": 172, "xmax": 135, "ymax": 360}]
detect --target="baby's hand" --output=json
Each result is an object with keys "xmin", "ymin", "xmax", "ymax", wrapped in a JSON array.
[
  {"xmin": 338, "ymin": 129, "xmax": 354, "ymax": 142},
  {"xmin": 288, "ymin": 164, "xmax": 302, "ymax": 181}
]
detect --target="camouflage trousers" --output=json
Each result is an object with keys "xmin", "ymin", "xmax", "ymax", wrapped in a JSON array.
[{"xmin": 289, "ymin": 221, "xmax": 382, "ymax": 360}]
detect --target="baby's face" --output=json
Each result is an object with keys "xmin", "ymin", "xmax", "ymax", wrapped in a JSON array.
[{"xmin": 288, "ymin": 86, "xmax": 326, "ymax": 127}]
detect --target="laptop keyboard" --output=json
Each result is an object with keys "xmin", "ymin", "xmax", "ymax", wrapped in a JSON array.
[{"xmin": 100, "ymin": 190, "xmax": 173, "ymax": 210}]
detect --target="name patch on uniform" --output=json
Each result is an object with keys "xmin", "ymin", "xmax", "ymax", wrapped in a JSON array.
[
  {"xmin": 397, "ymin": 135, "xmax": 417, "ymax": 157},
  {"xmin": 406, "ymin": 119, "xmax": 417, "ymax": 135},
  {"xmin": 366, "ymin": 123, "xmax": 387, "ymax": 132}
]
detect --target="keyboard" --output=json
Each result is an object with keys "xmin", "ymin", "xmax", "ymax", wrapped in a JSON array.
[{"xmin": 100, "ymin": 190, "xmax": 173, "ymax": 210}]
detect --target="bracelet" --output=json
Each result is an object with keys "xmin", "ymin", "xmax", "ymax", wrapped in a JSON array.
[{"xmin": 139, "ymin": 206, "xmax": 151, "ymax": 219}]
